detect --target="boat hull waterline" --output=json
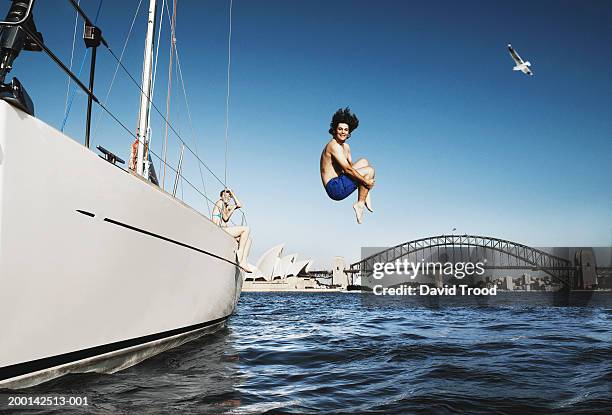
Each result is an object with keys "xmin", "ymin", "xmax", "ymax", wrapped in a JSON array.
[{"xmin": 0, "ymin": 102, "xmax": 243, "ymax": 388}]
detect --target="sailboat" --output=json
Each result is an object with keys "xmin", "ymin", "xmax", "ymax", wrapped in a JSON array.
[{"xmin": 0, "ymin": 0, "xmax": 246, "ymax": 388}]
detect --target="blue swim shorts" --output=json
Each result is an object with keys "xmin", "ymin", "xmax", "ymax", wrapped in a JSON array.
[{"xmin": 325, "ymin": 174, "xmax": 357, "ymax": 201}]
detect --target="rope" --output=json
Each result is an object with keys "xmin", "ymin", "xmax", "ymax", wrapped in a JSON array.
[
  {"xmin": 64, "ymin": 0, "xmax": 80, "ymax": 115},
  {"xmin": 224, "ymin": 0, "xmax": 233, "ymax": 187}
]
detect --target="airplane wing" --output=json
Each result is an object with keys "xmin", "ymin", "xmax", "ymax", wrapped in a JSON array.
[{"xmin": 508, "ymin": 44, "xmax": 523, "ymax": 65}]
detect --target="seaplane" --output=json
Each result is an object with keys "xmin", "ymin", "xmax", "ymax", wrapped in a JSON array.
[{"xmin": 508, "ymin": 44, "xmax": 533, "ymax": 76}]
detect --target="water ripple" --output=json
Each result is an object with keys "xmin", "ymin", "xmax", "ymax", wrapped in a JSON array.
[{"xmin": 1, "ymin": 292, "xmax": 610, "ymax": 414}]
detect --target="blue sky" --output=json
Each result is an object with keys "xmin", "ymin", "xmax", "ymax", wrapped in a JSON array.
[{"xmin": 11, "ymin": 0, "xmax": 612, "ymax": 267}]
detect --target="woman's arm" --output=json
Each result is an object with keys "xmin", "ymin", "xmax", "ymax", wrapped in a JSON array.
[
  {"xmin": 222, "ymin": 203, "xmax": 237, "ymax": 222},
  {"xmin": 229, "ymin": 189, "xmax": 242, "ymax": 209}
]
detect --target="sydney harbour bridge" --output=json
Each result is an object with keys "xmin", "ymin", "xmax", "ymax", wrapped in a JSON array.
[{"xmin": 312, "ymin": 235, "xmax": 610, "ymax": 290}]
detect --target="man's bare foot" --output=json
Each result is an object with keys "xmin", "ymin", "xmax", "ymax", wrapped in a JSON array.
[
  {"xmin": 365, "ymin": 192, "xmax": 374, "ymax": 213},
  {"xmin": 353, "ymin": 201, "xmax": 365, "ymax": 224}
]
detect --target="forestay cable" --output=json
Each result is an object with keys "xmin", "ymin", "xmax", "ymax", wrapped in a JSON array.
[{"xmin": 224, "ymin": 0, "xmax": 233, "ymax": 187}]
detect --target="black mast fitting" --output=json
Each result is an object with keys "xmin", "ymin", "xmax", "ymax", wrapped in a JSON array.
[
  {"xmin": 0, "ymin": 0, "xmax": 42, "ymax": 116},
  {"xmin": 83, "ymin": 22, "xmax": 102, "ymax": 148}
]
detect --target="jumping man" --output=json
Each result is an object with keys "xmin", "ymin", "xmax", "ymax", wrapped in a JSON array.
[{"xmin": 320, "ymin": 107, "xmax": 375, "ymax": 224}]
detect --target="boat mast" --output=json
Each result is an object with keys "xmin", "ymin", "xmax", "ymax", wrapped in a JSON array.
[{"xmin": 136, "ymin": 0, "xmax": 157, "ymax": 177}]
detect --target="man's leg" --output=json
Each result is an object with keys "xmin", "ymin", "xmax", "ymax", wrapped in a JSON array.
[
  {"xmin": 353, "ymin": 165, "xmax": 375, "ymax": 224},
  {"xmin": 352, "ymin": 158, "xmax": 370, "ymax": 169},
  {"xmin": 353, "ymin": 160, "xmax": 374, "ymax": 212},
  {"xmin": 365, "ymin": 192, "xmax": 373, "ymax": 212}
]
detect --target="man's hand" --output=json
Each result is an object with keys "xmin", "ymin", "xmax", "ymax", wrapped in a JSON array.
[{"xmin": 329, "ymin": 142, "xmax": 370, "ymax": 186}]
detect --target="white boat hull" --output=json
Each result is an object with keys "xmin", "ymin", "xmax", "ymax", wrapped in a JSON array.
[{"xmin": 0, "ymin": 102, "xmax": 243, "ymax": 388}]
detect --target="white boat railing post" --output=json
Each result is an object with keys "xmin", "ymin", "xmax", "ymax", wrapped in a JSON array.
[{"xmin": 136, "ymin": 0, "xmax": 157, "ymax": 177}]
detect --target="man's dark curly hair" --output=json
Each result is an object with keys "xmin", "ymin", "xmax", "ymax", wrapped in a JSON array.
[{"xmin": 329, "ymin": 107, "xmax": 359, "ymax": 136}]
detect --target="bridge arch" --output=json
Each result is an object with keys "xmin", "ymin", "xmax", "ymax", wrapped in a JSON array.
[{"xmin": 350, "ymin": 235, "xmax": 573, "ymax": 286}]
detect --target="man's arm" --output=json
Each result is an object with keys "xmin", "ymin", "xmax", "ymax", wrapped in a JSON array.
[
  {"xmin": 330, "ymin": 143, "xmax": 371, "ymax": 187},
  {"xmin": 346, "ymin": 143, "xmax": 353, "ymax": 165}
]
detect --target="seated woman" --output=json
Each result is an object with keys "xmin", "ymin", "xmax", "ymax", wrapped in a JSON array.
[{"xmin": 212, "ymin": 189, "xmax": 251, "ymax": 270}]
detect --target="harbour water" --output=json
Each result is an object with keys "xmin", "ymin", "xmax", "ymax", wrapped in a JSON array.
[{"xmin": 2, "ymin": 292, "xmax": 611, "ymax": 414}]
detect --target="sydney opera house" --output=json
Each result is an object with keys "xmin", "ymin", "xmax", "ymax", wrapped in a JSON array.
[{"xmin": 243, "ymin": 244, "xmax": 347, "ymax": 292}]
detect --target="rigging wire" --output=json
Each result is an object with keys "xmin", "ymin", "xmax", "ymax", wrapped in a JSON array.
[
  {"xmin": 91, "ymin": 0, "xmax": 144, "ymax": 141},
  {"xmin": 61, "ymin": 1, "xmax": 231, "ymax": 197},
  {"xmin": 173, "ymin": 53, "xmax": 184, "ymax": 198},
  {"xmin": 224, "ymin": 0, "xmax": 233, "ymax": 187},
  {"xmin": 142, "ymin": 0, "xmax": 167, "ymax": 177},
  {"xmin": 175, "ymin": 45, "xmax": 212, "ymax": 215},
  {"xmin": 161, "ymin": 0, "xmax": 177, "ymax": 189},
  {"xmin": 40, "ymin": 1, "xmax": 242, "ymax": 223},
  {"xmin": 61, "ymin": 0, "xmax": 104, "ymax": 132},
  {"xmin": 161, "ymin": 0, "xmax": 212, "ymax": 214},
  {"xmin": 103, "ymin": 44, "xmax": 226, "ymax": 187},
  {"xmin": 64, "ymin": 0, "xmax": 81, "ymax": 115},
  {"xmin": 95, "ymin": 100, "xmax": 218, "ymax": 208},
  {"xmin": 150, "ymin": 0, "xmax": 166, "ymax": 174},
  {"xmin": 97, "ymin": 54, "xmax": 245, "ymax": 225},
  {"xmin": 149, "ymin": 0, "xmax": 165, "ymax": 110},
  {"xmin": 99, "ymin": 101, "xmax": 242, "ymax": 228}
]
